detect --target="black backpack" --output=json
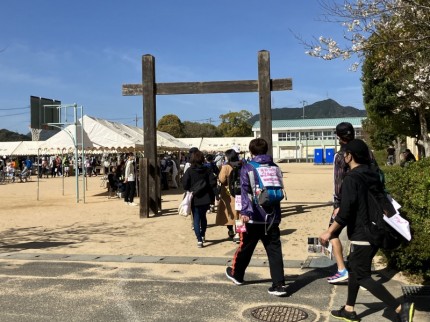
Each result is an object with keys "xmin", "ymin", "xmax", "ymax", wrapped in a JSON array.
[
  {"xmin": 353, "ymin": 173, "xmax": 404, "ymax": 250},
  {"xmin": 227, "ymin": 162, "xmax": 242, "ymax": 197}
]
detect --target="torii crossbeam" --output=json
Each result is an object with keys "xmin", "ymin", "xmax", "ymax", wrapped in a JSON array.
[{"xmin": 122, "ymin": 50, "xmax": 292, "ymax": 218}]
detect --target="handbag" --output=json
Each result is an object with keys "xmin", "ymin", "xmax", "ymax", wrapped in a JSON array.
[{"xmin": 178, "ymin": 191, "xmax": 193, "ymax": 217}]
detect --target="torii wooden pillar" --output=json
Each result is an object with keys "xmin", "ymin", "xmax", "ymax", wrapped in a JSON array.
[{"xmin": 123, "ymin": 50, "xmax": 292, "ymax": 218}]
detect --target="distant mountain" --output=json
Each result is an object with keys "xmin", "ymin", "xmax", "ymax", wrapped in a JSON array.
[
  {"xmin": 248, "ymin": 99, "xmax": 366, "ymax": 124},
  {"xmin": 0, "ymin": 129, "xmax": 31, "ymax": 142}
]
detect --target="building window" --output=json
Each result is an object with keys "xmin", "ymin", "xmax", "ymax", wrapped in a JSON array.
[
  {"xmin": 301, "ymin": 131, "xmax": 315, "ymax": 140},
  {"xmin": 278, "ymin": 133, "xmax": 286, "ymax": 141},
  {"xmin": 287, "ymin": 132, "xmax": 299, "ymax": 141},
  {"xmin": 323, "ymin": 130, "xmax": 336, "ymax": 140}
]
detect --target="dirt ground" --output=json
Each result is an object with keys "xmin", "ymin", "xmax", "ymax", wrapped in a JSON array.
[{"xmin": 0, "ymin": 163, "xmax": 336, "ymax": 261}]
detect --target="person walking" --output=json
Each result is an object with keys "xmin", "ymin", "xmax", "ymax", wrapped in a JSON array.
[
  {"xmin": 182, "ymin": 150, "xmax": 217, "ymax": 248},
  {"xmin": 124, "ymin": 153, "xmax": 137, "ymax": 206},
  {"xmin": 327, "ymin": 122, "xmax": 355, "ymax": 284},
  {"xmin": 215, "ymin": 149, "xmax": 241, "ymax": 243},
  {"xmin": 225, "ymin": 138, "xmax": 287, "ymax": 296},
  {"xmin": 170, "ymin": 155, "xmax": 179, "ymax": 189},
  {"xmin": 320, "ymin": 139, "xmax": 414, "ymax": 322},
  {"xmin": 386, "ymin": 145, "xmax": 395, "ymax": 166}
]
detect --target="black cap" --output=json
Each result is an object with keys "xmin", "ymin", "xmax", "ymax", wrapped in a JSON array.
[
  {"xmin": 335, "ymin": 122, "xmax": 355, "ymax": 141},
  {"xmin": 344, "ymin": 139, "xmax": 370, "ymax": 164}
]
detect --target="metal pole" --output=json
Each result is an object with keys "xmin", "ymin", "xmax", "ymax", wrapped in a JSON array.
[
  {"xmin": 306, "ymin": 136, "xmax": 309, "ymax": 163},
  {"xmin": 37, "ymin": 148, "xmax": 40, "ymax": 201},
  {"xmin": 295, "ymin": 134, "xmax": 298, "ymax": 161},
  {"xmin": 81, "ymin": 106, "xmax": 86, "ymax": 203},
  {"xmin": 61, "ymin": 148, "xmax": 65, "ymax": 196},
  {"xmin": 301, "ymin": 100, "xmax": 307, "ymax": 119},
  {"xmin": 74, "ymin": 104, "xmax": 79, "ymax": 203}
]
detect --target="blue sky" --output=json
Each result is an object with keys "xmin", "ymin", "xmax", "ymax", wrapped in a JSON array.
[{"xmin": 0, "ymin": 0, "xmax": 363, "ymax": 134}]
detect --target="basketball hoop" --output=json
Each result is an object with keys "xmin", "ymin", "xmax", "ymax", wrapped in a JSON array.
[{"xmin": 30, "ymin": 127, "xmax": 42, "ymax": 141}]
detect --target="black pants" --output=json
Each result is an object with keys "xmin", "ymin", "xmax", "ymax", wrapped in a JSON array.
[
  {"xmin": 231, "ymin": 223, "xmax": 285, "ymax": 286},
  {"xmin": 161, "ymin": 172, "xmax": 169, "ymax": 190},
  {"xmin": 346, "ymin": 243, "xmax": 399, "ymax": 309},
  {"xmin": 124, "ymin": 181, "xmax": 135, "ymax": 203}
]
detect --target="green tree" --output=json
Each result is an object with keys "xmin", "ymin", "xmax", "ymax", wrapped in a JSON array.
[
  {"xmin": 157, "ymin": 114, "xmax": 185, "ymax": 138},
  {"xmin": 218, "ymin": 110, "xmax": 253, "ymax": 137},
  {"xmin": 303, "ymin": 0, "xmax": 430, "ymax": 156},
  {"xmin": 183, "ymin": 121, "xmax": 221, "ymax": 138},
  {"xmin": 361, "ymin": 53, "xmax": 416, "ymax": 150}
]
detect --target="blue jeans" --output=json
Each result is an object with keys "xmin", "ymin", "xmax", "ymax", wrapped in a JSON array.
[{"xmin": 192, "ymin": 205, "xmax": 209, "ymax": 242}]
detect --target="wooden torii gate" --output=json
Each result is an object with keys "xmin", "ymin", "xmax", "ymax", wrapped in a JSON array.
[{"xmin": 122, "ymin": 50, "xmax": 292, "ymax": 218}]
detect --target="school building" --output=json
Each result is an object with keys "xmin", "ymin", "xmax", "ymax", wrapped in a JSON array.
[{"xmin": 252, "ymin": 117, "xmax": 365, "ymax": 163}]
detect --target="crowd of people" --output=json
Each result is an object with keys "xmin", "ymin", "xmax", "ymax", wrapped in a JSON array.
[
  {"xmin": 0, "ymin": 128, "xmax": 417, "ymax": 321},
  {"xmin": 178, "ymin": 127, "xmax": 414, "ymax": 322}
]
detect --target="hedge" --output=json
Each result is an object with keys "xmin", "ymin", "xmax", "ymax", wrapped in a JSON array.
[{"xmin": 382, "ymin": 159, "xmax": 430, "ymax": 282}]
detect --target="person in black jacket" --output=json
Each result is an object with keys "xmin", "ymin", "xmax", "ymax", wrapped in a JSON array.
[
  {"xmin": 320, "ymin": 139, "xmax": 414, "ymax": 322},
  {"xmin": 182, "ymin": 150, "xmax": 217, "ymax": 248}
]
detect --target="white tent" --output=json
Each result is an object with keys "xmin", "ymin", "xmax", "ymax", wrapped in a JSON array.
[
  {"xmin": 178, "ymin": 137, "xmax": 253, "ymax": 152},
  {"xmin": 9, "ymin": 141, "xmax": 45, "ymax": 156},
  {"xmin": 0, "ymin": 141, "xmax": 22, "ymax": 156},
  {"xmin": 39, "ymin": 115, "xmax": 189, "ymax": 153}
]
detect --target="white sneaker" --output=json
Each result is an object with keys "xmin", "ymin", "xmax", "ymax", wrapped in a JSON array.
[
  {"xmin": 128, "ymin": 202, "xmax": 138, "ymax": 206},
  {"xmin": 233, "ymin": 233, "xmax": 240, "ymax": 244}
]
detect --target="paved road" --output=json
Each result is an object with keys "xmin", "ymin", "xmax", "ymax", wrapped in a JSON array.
[{"xmin": 0, "ymin": 255, "xmax": 427, "ymax": 321}]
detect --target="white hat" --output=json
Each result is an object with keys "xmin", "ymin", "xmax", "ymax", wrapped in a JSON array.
[{"xmin": 232, "ymin": 146, "xmax": 240, "ymax": 153}]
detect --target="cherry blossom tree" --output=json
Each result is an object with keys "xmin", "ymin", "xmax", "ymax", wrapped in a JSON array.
[{"xmin": 304, "ymin": 0, "xmax": 430, "ymax": 156}]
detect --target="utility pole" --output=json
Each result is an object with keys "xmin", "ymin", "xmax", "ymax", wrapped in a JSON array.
[{"xmin": 300, "ymin": 100, "xmax": 307, "ymax": 119}]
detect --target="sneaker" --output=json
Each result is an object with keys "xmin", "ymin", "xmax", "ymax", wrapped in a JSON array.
[
  {"xmin": 225, "ymin": 267, "xmax": 243, "ymax": 285},
  {"xmin": 398, "ymin": 302, "xmax": 414, "ymax": 322},
  {"xmin": 128, "ymin": 202, "xmax": 138, "ymax": 206},
  {"xmin": 197, "ymin": 242, "xmax": 203, "ymax": 248},
  {"xmin": 228, "ymin": 230, "xmax": 235, "ymax": 238},
  {"xmin": 328, "ymin": 269, "xmax": 349, "ymax": 283},
  {"xmin": 359, "ymin": 286, "xmax": 367, "ymax": 291},
  {"xmin": 330, "ymin": 306, "xmax": 360, "ymax": 322},
  {"xmin": 233, "ymin": 233, "xmax": 240, "ymax": 244},
  {"xmin": 268, "ymin": 284, "xmax": 288, "ymax": 297}
]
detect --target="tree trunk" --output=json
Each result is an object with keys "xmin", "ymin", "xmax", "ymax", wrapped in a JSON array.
[
  {"xmin": 418, "ymin": 108, "xmax": 430, "ymax": 158},
  {"xmin": 395, "ymin": 137, "xmax": 402, "ymax": 165}
]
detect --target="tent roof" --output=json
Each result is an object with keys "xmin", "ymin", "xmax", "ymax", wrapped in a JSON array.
[
  {"xmin": 0, "ymin": 141, "xmax": 22, "ymax": 156},
  {"xmin": 40, "ymin": 115, "xmax": 188, "ymax": 152},
  {"xmin": 10, "ymin": 141, "xmax": 43, "ymax": 156},
  {"xmin": 177, "ymin": 137, "xmax": 252, "ymax": 152}
]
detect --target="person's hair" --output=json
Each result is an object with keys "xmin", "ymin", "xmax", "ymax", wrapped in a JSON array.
[
  {"xmin": 335, "ymin": 122, "xmax": 355, "ymax": 142},
  {"xmin": 249, "ymin": 138, "xmax": 268, "ymax": 156},
  {"xmin": 190, "ymin": 150, "xmax": 205, "ymax": 166},
  {"xmin": 224, "ymin": 149, "xmax": 239, "ymax": 163},
  {"xmin": 405, "ymin": 149, "xmax": 411, "ymax": 153},
  {"xmin": 344, "ymin": 139, "xmax": 371, "ymax": 165},
  {"xmin": 205, "ymin": 154, "xmax": 214, "ymax": 162}
]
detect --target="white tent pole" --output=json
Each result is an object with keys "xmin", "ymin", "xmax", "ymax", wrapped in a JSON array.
[
  {"xmin": 81, "ymin": 110, "xmax": 86, "ymax": 203},
  {"xmin": 74, "ymin": 105, "xmax": 79, "ymax": 203}
]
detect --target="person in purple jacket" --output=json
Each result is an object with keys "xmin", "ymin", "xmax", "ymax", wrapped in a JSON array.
[{"xmin": 225, "ymin": 138, "xmax": 287, "ymax": 296}]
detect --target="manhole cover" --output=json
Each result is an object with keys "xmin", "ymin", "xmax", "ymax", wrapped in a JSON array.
[{"xmin": 250, "ymin": 305, "xmax": 308, "ymax": 322}]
